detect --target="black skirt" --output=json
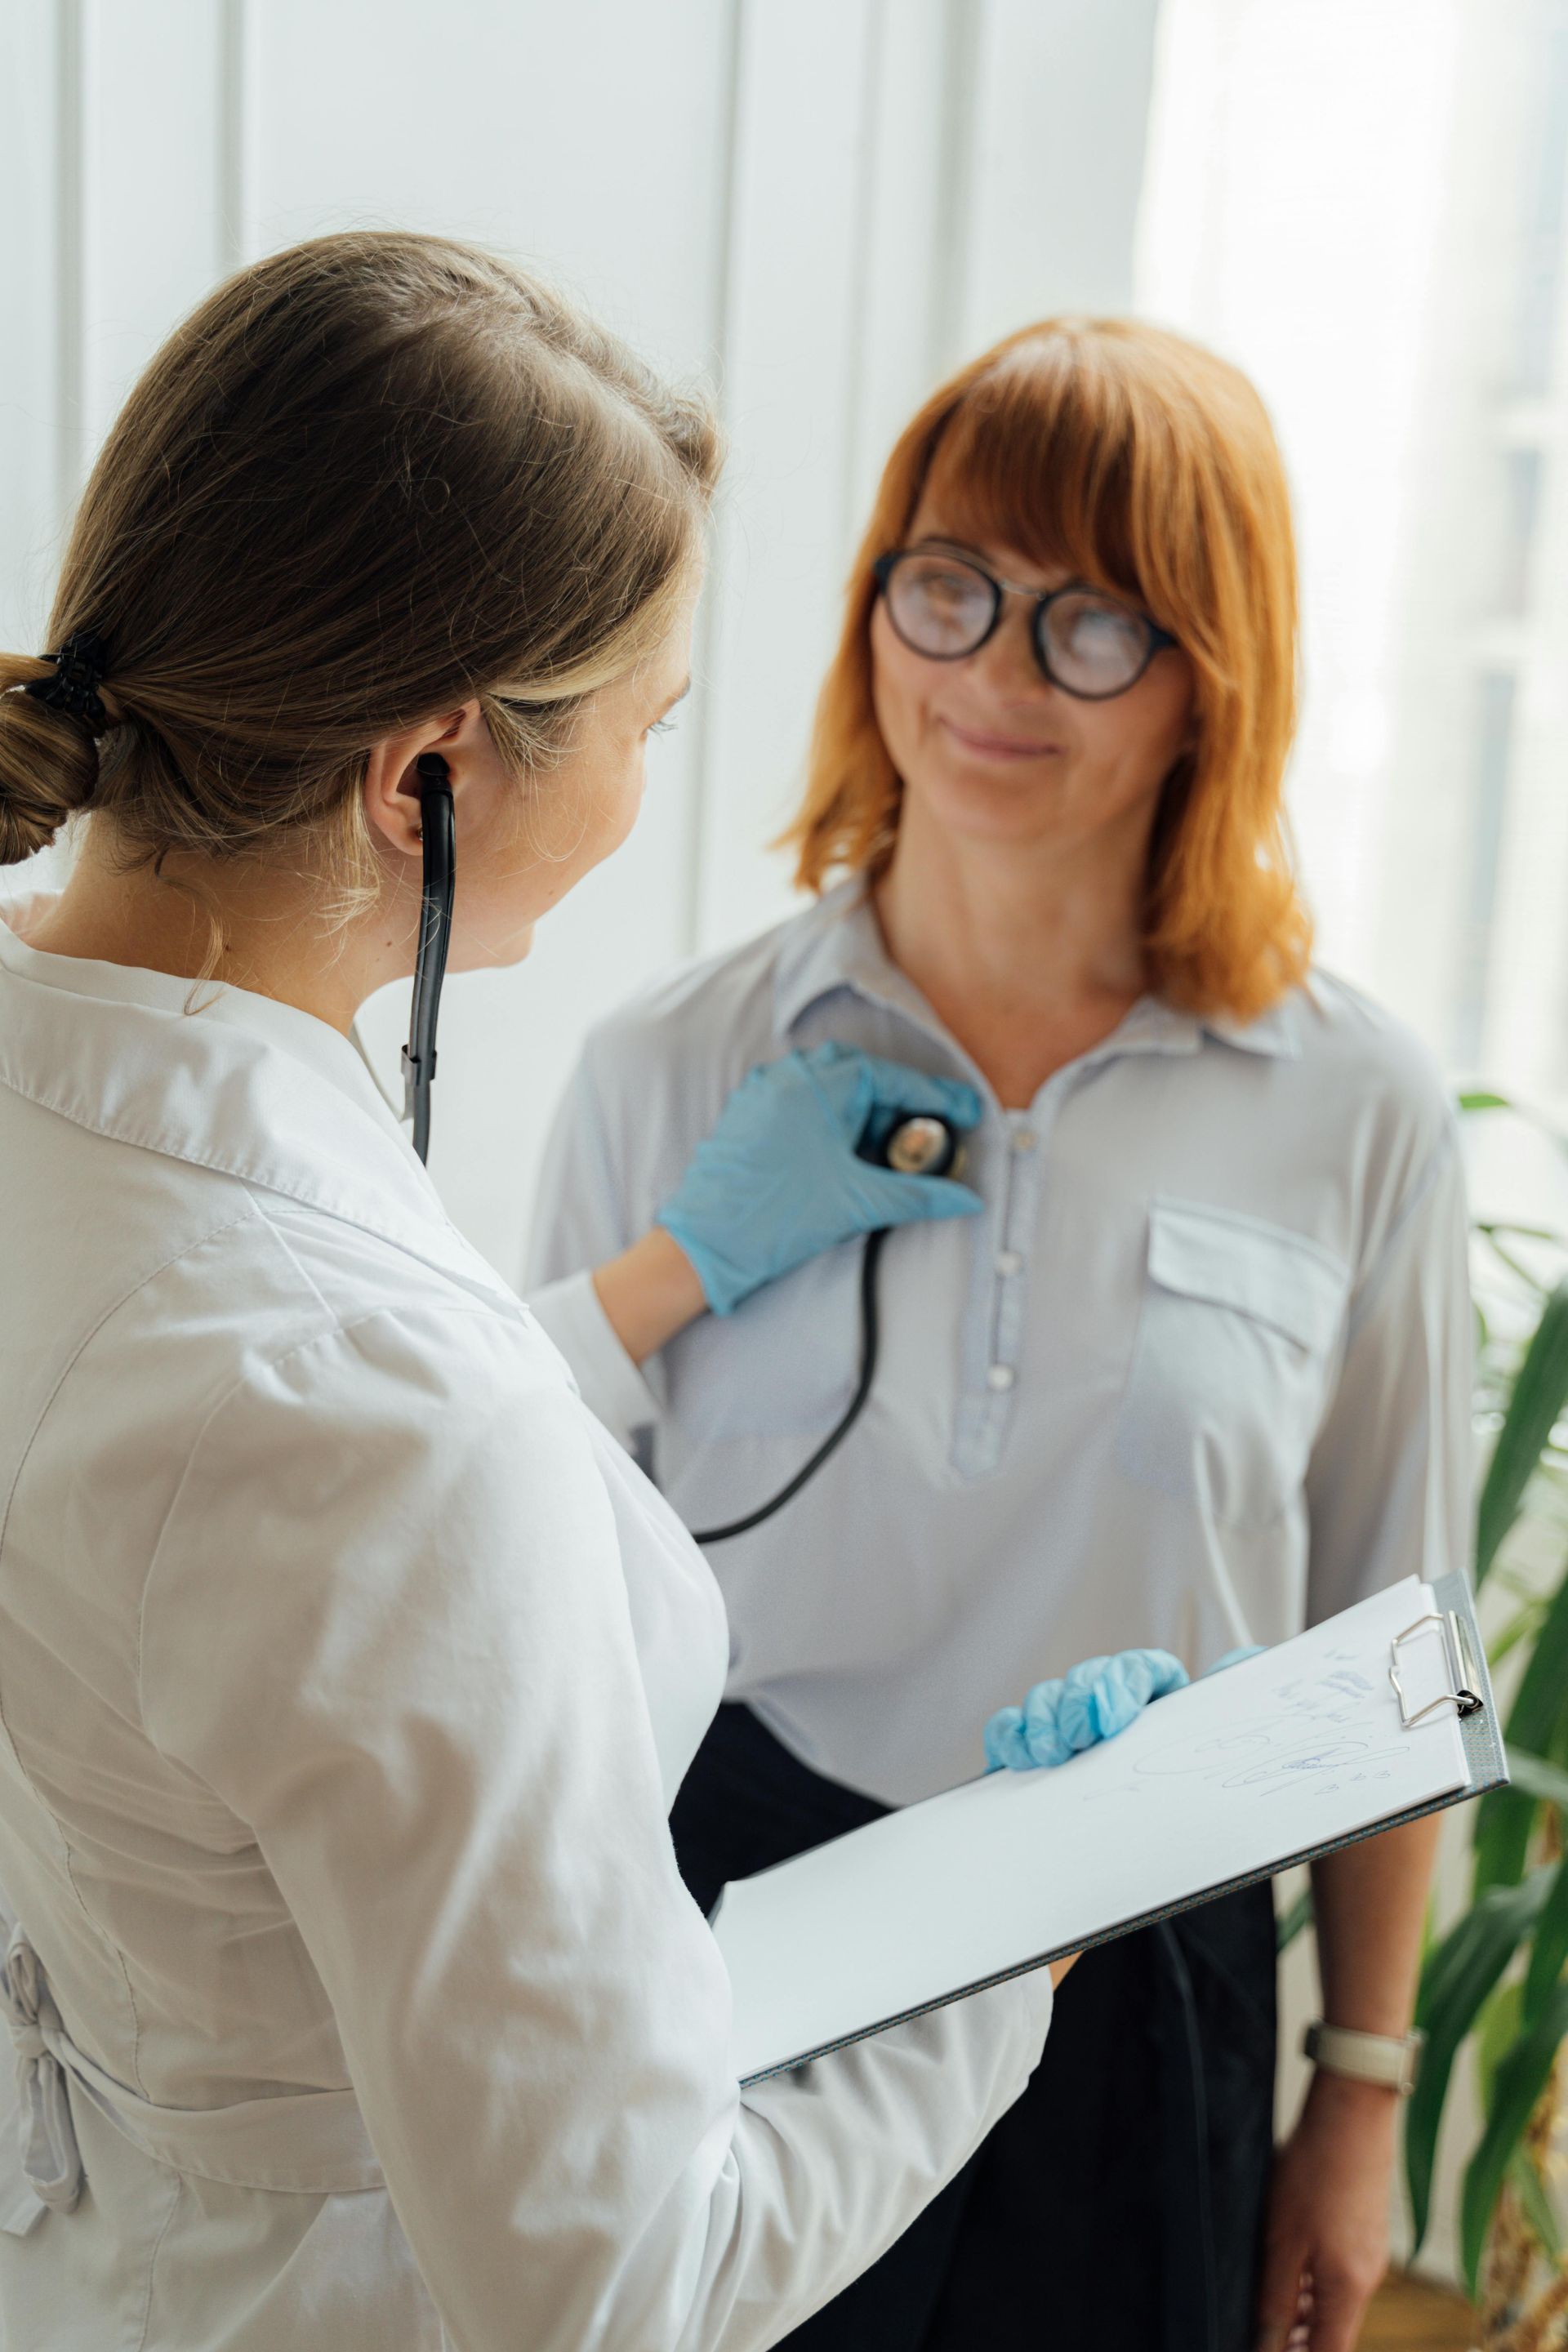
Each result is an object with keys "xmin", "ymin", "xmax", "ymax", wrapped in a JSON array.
[{"xmin": 671, "ymin": 1701, "xmax": 1278, "ymax": 2352}]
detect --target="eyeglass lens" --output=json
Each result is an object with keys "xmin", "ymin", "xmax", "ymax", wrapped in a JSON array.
[{"xmin": 884, "ymin": 551, "xmax": 1156, "ymax": 698}]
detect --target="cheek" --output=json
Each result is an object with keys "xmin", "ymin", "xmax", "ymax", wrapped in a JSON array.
[
  {"xmin": 868, "ymin": 615, "xmax": 929, "ymax": 764},
  {"xmin": 599, "ymin": 745, "xmax": 648, "ymax": 849},
  {"xmin": 1077, "ymin": 664, "xmax": 1196, "ymax": 790}
]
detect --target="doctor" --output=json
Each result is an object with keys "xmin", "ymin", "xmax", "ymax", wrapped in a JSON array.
[{"xmin": 0, "ymin": 231, "xmax": 1176, "ymax": 2352}]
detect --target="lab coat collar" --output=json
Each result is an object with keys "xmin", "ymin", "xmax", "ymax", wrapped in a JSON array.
[
  {"xmin": 0, "ymin": 910, "xmax": 517, "ymax": 1307},
  {"xmin": 772, "ymin": 879, "xmax": 1303, "ymax": 1062}
]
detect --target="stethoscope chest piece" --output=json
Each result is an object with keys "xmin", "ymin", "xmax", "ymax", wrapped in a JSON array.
[{"xmin": 880, "ymin": 1113, "xmax": 964, "ymax": 1181}]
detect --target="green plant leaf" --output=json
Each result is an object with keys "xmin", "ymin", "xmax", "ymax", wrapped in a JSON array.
[
  {"xmin": 1477, "ymin": 1981, "xmax": 1525, "ymax": 2112},
  {"xmin": 1480, "ymin": 1234, "xmax": 1552, "ymax": 1297},
  {"xmin": 1523, "ymin": 1851, "xmax": 1568, "ymax": 2029},
  {"xmin": 1406, "ymin": 1869, "xmax": 1555, "ymax": 2250},
  {"xmin": 1276, "ymin": 1886, "xmax": 1313, "ymax": 1953},
  {"xmin": 1460, "ymin": 1976, "xmax": 1568, "ymax": 2296},
  {"xmin": 1508, "ymin": 1746, "xmax": 1568, "ymax": 1815},
  {"xmin": 1489, "ymin": 1600, "xmax": 1548, "ymax": 1669},
  {"xmin": 1459, "ymin": 1090, "xmax": 1513, "ymax": 1113},
  {"xmin": 1476, "ymin": 1283, "xmax": 1568, "ymax": 1585},
  {"xmin": 1475, "ymin": 1563, "xmax": 1568, "ymax": 1893},
  {"xmin": 1508, "ymin": 2144, "xmax": 1563, "ymax": 2261}
]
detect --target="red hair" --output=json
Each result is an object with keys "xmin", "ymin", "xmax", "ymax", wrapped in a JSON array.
[{"xmin": 783, "ymin": 318, "xmax": 1311, "ymax": 1021}]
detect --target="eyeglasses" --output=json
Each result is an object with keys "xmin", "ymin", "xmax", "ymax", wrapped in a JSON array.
[{"xmin": 872, "ymin": 547, "xmax": 1178, "ymax": 701}]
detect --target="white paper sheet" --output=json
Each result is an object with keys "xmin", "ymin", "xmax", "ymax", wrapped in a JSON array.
[{"xmin": 715, "ymin": 1579, "xmax": 1471, "ymax": 2082}]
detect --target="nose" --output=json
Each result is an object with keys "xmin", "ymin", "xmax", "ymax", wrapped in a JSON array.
[{"xmin": 964, "ymin": 595, "xmax": 1054, "ymax": 699}]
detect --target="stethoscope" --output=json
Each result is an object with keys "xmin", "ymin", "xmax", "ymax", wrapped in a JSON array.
[
  {"xmin": 402, "ymin": 752, "xmax": 456, "ymax": 1165},
  {"xmin": 399, "ymin": 748, "xmax": 961, "ymax": 1538},
  {"xmin": 688, "ymin": 1111, "xmax": 962, "ymax": 1545}
]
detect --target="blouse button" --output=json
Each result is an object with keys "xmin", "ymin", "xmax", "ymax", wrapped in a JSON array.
[
  {"xmin": 996, "ymin": 1250, "xmax": 1022, "ymax": 1277},
  {"xmin": 1011, "ymin": 1129, "xmax": 1038, "ymax": 1153},
  {"xmin": 987, "ymin": 1363, "xmax": 1016, "ymax": 1393}
]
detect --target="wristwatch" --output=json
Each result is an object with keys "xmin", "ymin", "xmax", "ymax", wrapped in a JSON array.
[{"xmin": 1302, "ymin": 2020, "xmax": 1425, "ymax": 2096}]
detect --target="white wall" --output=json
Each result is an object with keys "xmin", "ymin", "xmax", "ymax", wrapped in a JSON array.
[{"xmin": 1, "ymin": 0, "xmax": 1159, "ymax": 1278}]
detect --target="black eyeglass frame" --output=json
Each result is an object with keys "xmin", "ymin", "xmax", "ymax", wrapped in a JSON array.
[{"xmin": 871, "ymin": 547, "xmax": 1178, "ymax": 701}]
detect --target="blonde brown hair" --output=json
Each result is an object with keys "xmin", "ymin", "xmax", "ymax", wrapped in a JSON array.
[
  {"xmin": 0, "ymin": 230, "xmax": 719, "ymax": 884},
  {"xmin": 786, "ymin": 318, "xmax": 1310, "ymax": 1021}
]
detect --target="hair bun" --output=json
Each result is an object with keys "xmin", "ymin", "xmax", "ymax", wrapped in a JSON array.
[{"xmin": 0, "ymin": 655, "xmax": 100, "ymax": 865}]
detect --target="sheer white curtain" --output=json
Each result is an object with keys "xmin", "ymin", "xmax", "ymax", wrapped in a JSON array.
[
  {"xmin": 1138, "ymin": 7, "xmax": 1568, "ymax": 2275},
  {"xmin": 1138, "ymin": 0, "xmax": 1568, "ymax": 1134}
]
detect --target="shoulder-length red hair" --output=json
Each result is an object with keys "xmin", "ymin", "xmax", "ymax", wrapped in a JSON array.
[{"xmin": 783, "ymin": 318, "xmax": 1311, "ymax": 1022}]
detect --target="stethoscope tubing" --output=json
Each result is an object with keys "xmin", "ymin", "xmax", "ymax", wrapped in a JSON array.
[
  {"xmin": 690, "ymin": 1228, "xmax": 889, "ymax": 1545},
  {"xmin": 403, "ymin": 759, "xmax": 455, "ymax": 1165}
]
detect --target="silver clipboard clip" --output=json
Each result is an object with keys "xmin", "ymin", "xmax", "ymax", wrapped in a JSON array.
[{"xmin": 1389, "ymin": 1610, "xmax": 1485, "ymax": 1728}]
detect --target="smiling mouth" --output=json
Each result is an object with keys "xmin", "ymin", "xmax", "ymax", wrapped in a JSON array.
[{"xmin": 940, "ymin": 717, "xmax": 1064, "ymax": 760}]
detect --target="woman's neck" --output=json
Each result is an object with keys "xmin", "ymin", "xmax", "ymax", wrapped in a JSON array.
[
  {"xmin": 20, "ymin": 829, "xmax": 398, "ymax": 1035},
  {"xmin": 873, "ymin": 806, "xmax": 1151, "ymax": 1108}
]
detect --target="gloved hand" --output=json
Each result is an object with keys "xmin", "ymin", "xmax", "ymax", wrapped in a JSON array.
[
  {"xmin": 983, "ymin": 1648, "xmax": 1189, "ymax": 1772},
  {"xmin": 657, "ymin": 1043, "xmax": 982, "ymax": 1316}
]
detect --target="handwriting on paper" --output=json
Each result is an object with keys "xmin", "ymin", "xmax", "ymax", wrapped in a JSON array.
[{"xmin": 1089, "ymin": 1648, "xmax": 1409, "ymax": 1802}]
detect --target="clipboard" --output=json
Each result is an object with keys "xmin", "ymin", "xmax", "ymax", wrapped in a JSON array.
[{"xmin": 714, "ymin": 1573, "xmax": 1505, "ymax": 2087}]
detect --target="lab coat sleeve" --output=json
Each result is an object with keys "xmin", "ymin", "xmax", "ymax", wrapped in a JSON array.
[
  {"xmin": 528, "ymin": 1268, "xmax": 665, "ymax": 1447},
  {"xmin": 139, "ymin": 1302, "xmax": 1050, "ymax": 2352},
  {"xmin": 526, "ymin": 1052, "xmax": 662, "ymax": 1446},
  {"xmin": 1303, "ymin": 1124, "xmax": 1474, "ymax": 1624}
]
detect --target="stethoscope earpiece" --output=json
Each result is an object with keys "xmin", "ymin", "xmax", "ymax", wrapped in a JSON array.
[{"xmin": 402, "ymin": 752, "xmax": 456, "ymax": 1164}]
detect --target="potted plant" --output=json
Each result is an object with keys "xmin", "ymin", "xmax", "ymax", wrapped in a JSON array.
[{"xmin": 1405, "ymin": 1099, "xmax": 1568, "ymax": 2339}]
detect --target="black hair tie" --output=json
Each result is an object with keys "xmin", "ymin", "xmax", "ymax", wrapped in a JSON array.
[{"xmin": 24, "ymin": 630, "xmax": 111, "ymax": 736}]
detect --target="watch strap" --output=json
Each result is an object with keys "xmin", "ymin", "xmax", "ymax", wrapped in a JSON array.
[{"xmin": 1302, "ymin": 2020, "xmax": 1425, "ymax": 2096}]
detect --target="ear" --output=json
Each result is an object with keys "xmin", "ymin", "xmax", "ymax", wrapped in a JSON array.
[{"xmin": 362, "ymin": 700, "xmax": 485, "ymax": 860}]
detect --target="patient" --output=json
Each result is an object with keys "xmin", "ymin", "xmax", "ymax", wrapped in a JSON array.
[{"xmin": 528, "ymin": 317, "xmax": 1470, "ymax": 2352}]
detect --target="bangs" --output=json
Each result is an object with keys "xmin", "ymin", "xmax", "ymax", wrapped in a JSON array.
[{"xmin": 914, "ymin": 340, "xmax": 1147, "ymax": 606}]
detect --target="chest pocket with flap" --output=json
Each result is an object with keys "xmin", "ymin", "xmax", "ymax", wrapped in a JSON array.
[{"xmin": 1114, "ymin": 1197, "xmax": 1349, "ymax": 1528}]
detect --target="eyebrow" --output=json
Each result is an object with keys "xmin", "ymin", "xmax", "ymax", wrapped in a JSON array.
[
  {"xmin": 910, "ymin": 532, "xmax": 991, "ymax": 562},
  {"xmin": 909, "ymin": 534, "xmax": 1086, "ymax": 593}
]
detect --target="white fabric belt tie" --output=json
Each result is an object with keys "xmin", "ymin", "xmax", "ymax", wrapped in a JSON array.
[
  {"xmin": 0, "ymin": 1922, "xmax": 384, "ymax": 2238},
  {"xmin": 0, "ymin": 1929, "xmax": 80, "ymax": 2231}
]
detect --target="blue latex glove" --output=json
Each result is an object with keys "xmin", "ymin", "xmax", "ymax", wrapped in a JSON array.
[
  {"xmin": 983, "ymin": 1648, "xmax": 1190, "ymax": 1772},
  {"xmin": 657, "ymin": 1043, "xmax": 983, "ymax": 1316}
]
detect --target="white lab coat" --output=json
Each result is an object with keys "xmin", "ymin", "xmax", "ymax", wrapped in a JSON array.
[{"xmin": 0, "ymin": 911, "xmax": 1051, "ymax": 2352}]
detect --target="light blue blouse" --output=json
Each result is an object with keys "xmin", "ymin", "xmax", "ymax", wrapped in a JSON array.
[{"xmin": 527, "ymin": 881, "xmax": 1473, "ymax": 1806}]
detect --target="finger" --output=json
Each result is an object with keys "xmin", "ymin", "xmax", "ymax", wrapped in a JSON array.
[
  {"xmin": 1307, "ymin": 2266, "xmax": 1379, "ymax": 2352},
  {"xmin": 862, "ymin": 1170, "xmax": 985, "ymax": 1224},
  {"xmin": 853, "ymin": 1052, "xmax": 984, "ymax": 1130},
  {"xmin": 1089, "ymin": 1654, "xmax": 1185, "ymax": 1740},
  {"xmin": 1254, "ymin": 2237, "xmax": 1310, "ymax": 2352},
  {"xmin": 982, "ymin": 1707, "xmax": 1031, "ymax": 1772},
  {"xmin": 1021, "ymin": 1677, "xmax": 1072, "ymax": 1766},
  {"xmin": 1055, "ymin": 1657, "xmax": 1112, "ymax": 1753},
  {"xmin": 1101, "ymin": 1649, "xmax": 1187, "ymax": 1727}
]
